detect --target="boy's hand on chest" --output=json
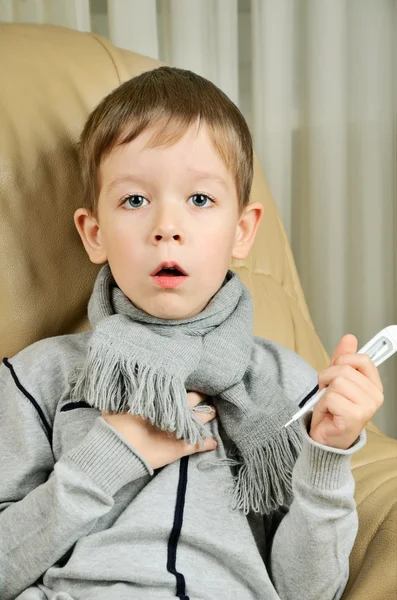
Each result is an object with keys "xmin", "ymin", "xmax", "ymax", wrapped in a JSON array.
[
  {"xmin": 101, "ymin": 391, "xmax": 218, "ymax": 469},
  {"xmin": 309, "ymin": 334, "xmax": 384, "ymax": 449}
]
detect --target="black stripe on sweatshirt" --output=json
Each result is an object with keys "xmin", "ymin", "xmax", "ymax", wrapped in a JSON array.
[
  {"xmin": 167, "ymin": 455, "xmax": 190, "ymax": 600},
  {"xmin": 60, "ymin": 401, "xmax": 92, "ymax": 412},
  {"xmin": 298, "ymin": 383, "xmax": 319, "ymax": 408},
  {"xmin": 2, "ymin": 357, "xmax": 52, "ymax": 444}
]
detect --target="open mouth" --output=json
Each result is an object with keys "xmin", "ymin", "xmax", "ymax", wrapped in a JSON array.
[
  {"xmin": 155, "ymin": 268, "xmax": 184, "ymax": 277},
  {"xmin": 152, "ymin": 266, "xmax": 188, "ymax": 288}
]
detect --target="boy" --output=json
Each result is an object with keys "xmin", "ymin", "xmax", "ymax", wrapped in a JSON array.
[{"xmin": 0, "ymin": 66, "xmax": 383, "ymax": 600}]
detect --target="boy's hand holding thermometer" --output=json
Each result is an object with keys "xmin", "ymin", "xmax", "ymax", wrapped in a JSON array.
[{"xmin": 284, "ymin": 326, "xmax": 397, "ymax": 450}]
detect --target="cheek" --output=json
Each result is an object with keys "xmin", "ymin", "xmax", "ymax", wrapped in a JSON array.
[
  {"xmin": 102, "ymin": 221, "xmax": 141, "ymax": 264},
  {"xmin": 201, "ymin": 230, "xmax": 235, "ymax": 263},
  {"xmin": 204, "ymin": 221, "xmax": 236, "ymax": 245},
  {"xmin": 104, "ymin": 215, "xmax": 138, "ymax": 243}
]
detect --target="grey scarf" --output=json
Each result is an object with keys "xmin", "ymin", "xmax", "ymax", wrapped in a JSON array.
[{"xmin": 68, "ymin": 263, "xmax": 303, "ymax": 515}]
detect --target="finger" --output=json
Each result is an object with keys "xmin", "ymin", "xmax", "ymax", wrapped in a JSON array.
[
  {"xmin": 330, "ymin": 334, "xmax": 358, "ymax": 365},
  {"xmin": 183, "ymin": 436, "xmax": 217, "ymax": 455},
  {"xmin": 324, "ymin": 375, "xmax": 380, "ymax": 417},
  {"xmin": 311, "ymin": 392, "xmax": 360, "ymax": 437},
  {"xmin": 328, "ymin": 391, "xmax": 373, "ymax": 428},
  {"xmin": 318, "ymin": 364, "xmax": 384, "ymax": 407},
  {"xmin": 333, "ymin": 353, "xmax": 383, "ymax": 392},
  {"xmin": 192, "ymin": 406, "xmax": 217, "ymax": 424},
  {"xmin": 186, "ymin": 391, "xmax": 208, "ymax": 408}
]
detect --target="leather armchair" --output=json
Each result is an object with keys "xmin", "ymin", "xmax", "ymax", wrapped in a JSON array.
[{"xmin": 0, "ymin": 22, "xmax": 396, "ymax": 600}]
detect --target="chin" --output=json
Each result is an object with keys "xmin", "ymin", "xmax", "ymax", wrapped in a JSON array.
[{"xmin": 148, "ymin": 301, "xmax": 204, "ymax": 321}]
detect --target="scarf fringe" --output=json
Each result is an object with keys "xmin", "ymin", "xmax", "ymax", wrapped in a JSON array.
[
  {"xmin": 68, "ymin": 342, "xmax": 212, "ymax": 446},
  {"xmin": 199, "ymin": 421, "xmax": 302, "ymax": 515}
]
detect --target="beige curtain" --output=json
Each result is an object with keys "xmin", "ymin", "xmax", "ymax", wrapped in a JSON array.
[{"xmin": 1, "ymin": 0, "xmax": 396, "ymax": 439}]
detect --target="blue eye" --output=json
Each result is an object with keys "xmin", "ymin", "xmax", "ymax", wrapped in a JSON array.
[
  {"xmin": 121, "ymin": 195, "xmax": 148, "ymax": 209},
  {"xmin": 121, "ymin": 193, "xmax": 215, "ymax": 209},
  {"xmin": 188, "ymin": 194, "xmax": 214, "ymax": 208}
]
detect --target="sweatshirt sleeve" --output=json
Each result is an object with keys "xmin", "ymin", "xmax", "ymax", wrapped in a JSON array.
[
  {"xmin": 0, "ymin": 361, "xmax": 154, "ymax": 600},
  {"xmin": 268, "ymin": 411, "xmax": 366, "ymax": 600}
]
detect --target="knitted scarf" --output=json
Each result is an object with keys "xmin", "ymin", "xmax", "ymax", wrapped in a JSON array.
[{"xmin": 68, "ymin": 263, "xmax": 304, "ymax": 516}]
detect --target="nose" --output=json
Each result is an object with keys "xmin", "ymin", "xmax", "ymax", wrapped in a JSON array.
[
  {"xmin": 154, "ymin": 231, "xmax": 181, "ymax": 242},
  {"xmin": 152, "ymin": 204, "xmax": 184, "ymax": 244}
]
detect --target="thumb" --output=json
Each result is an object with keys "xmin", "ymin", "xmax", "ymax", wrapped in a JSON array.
[{"xmin": 330, "ymin": 333, "xmax": 358, "ymax": 366}]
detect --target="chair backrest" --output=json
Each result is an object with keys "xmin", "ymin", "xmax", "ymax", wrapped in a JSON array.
[{"xmin": 0, "ymin": 22, "xmax": 328, "ymax": 371}]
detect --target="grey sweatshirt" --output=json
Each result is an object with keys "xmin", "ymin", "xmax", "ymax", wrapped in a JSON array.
[{"xmin": 0, "ymin": 331, "xmax": 366, "ymax": 600}]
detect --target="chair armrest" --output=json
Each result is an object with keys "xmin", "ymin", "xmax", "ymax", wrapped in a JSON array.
[{"xmin": 342, "ymin": 428, "xmax": 397, "ymax": 599}]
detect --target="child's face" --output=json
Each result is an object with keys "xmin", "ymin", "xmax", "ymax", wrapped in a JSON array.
[{"xmin": 75, "ymin": 122, "xmax": 263, "ymax": 320}]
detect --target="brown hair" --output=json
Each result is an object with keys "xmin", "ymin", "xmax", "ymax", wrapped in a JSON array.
[{"xmin": 78, "ymin": 65, "xmax": 253, "ymax": 220}]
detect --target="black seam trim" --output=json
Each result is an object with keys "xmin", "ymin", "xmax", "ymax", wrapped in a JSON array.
[
  {"xmin": 61, "ymin": 401, "xmax": 92, "ymax": 412},
  {"xmin": 2, "ymin": 358, "xmax": 52, "ymax": 444},
  {"xmin": 167, "ymin": 455, "xmax": 190, "ymax": 600},
  {"xmin": 298, "ymin": 383, "xmax": 319, "ymax": 408}
]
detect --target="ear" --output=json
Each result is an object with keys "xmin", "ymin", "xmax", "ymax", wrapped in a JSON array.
[
  {"xmin": 74, "ymin": 208, "xmax": 108, "ymax": 264},
  {"xmin": 232, "ymin": 201, "xmax": 264, "ymax": 260}
]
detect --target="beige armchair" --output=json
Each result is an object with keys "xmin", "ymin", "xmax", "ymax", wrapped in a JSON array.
[{"xmin": 0, "ymin": 22, "xmax": 396, "ymax": 599}]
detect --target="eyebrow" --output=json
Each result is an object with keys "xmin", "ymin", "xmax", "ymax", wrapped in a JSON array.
[
  {"xmin": 106, "ymin": 170, "xmax": 228, "ymax": 193},
  {"xmin": 186, "ymin": 169, "xmax": 228, "ymax": 189},
  {"xmin": 106, "ymin": 175, "xmax": 143, "ymax": 193}
]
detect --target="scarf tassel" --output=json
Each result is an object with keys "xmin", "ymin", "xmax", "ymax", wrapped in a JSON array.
[
  {"xmin": 68, "ymin": 342, "xmax": 212, "ymax": 446},
  {"xmin": 199, "ymin": 421, "xmax": 302, "ymax": 515}
]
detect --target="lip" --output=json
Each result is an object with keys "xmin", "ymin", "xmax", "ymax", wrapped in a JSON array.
[
  {"xmin": 150, "ymin": 261, "xmax": 188, "ymax": 276},
  {"xmin": 152, "ymin": 274, "xmax": 188, "ymax": 288}
]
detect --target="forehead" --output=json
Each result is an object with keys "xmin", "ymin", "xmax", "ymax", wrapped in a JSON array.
[{"xmin": 100, "ymin": 121, "xmax": 232, "ymax": 180}]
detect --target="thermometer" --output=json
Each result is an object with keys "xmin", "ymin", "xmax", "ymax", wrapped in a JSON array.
[{"xmin": 284, "ymin": 325, "xmax": 397, "ymax": 428}]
